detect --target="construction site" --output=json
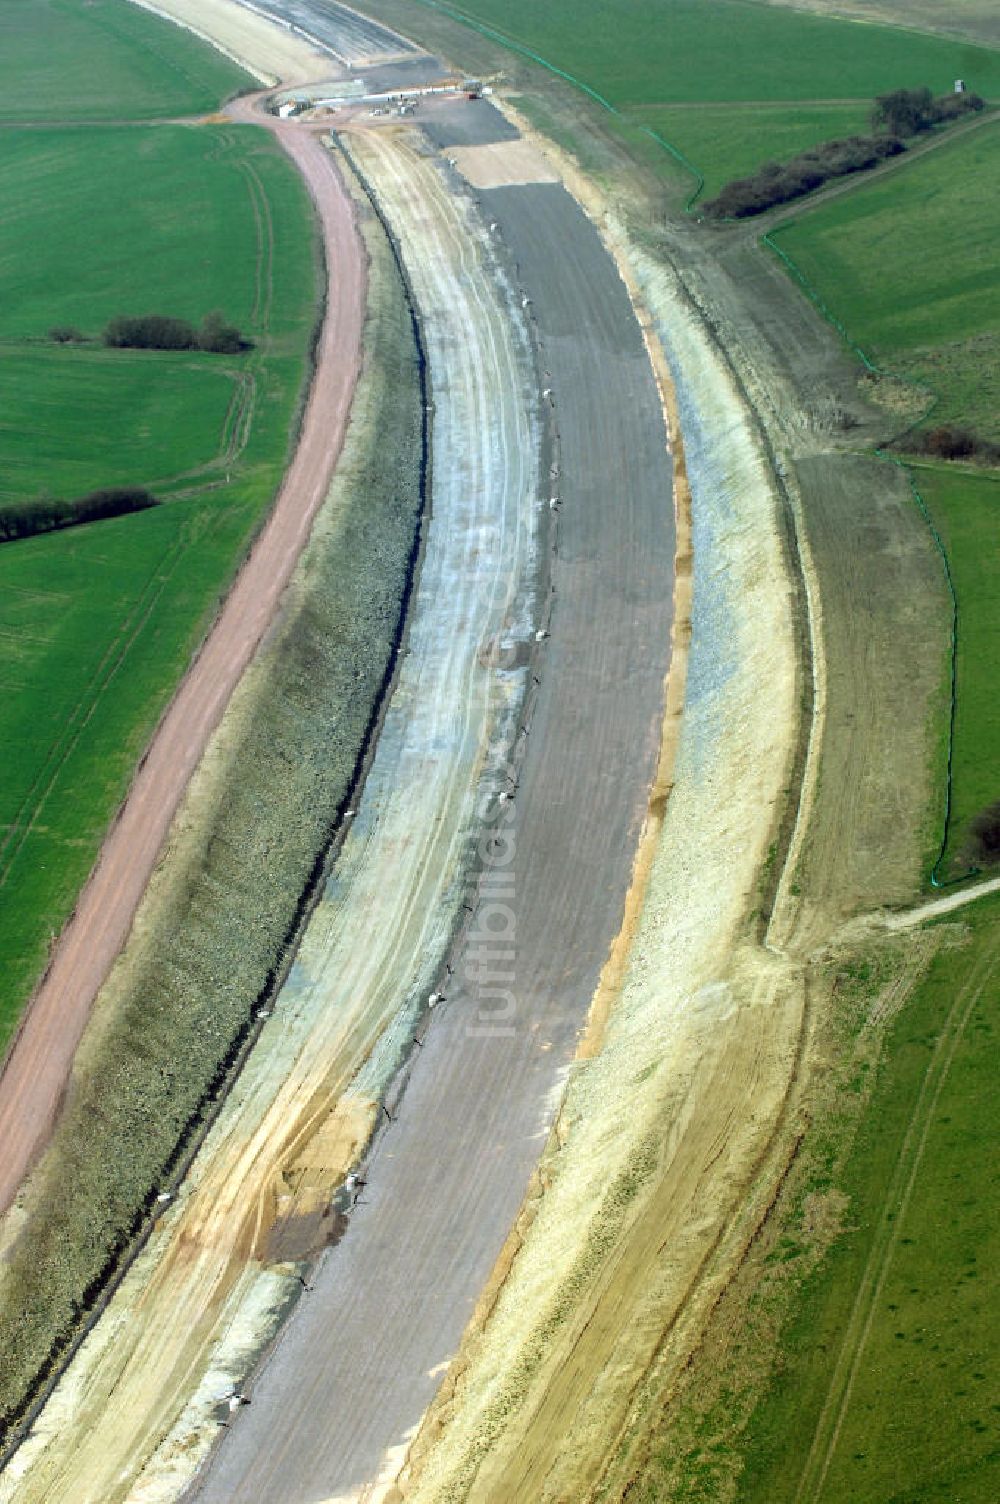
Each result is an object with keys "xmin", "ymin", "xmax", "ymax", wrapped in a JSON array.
[{"xmin": 0, "ymin": 0, "xmax": 995, "ymax": 1501}]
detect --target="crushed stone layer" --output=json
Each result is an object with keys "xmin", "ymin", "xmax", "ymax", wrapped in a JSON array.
[
  {"xmin": 191, "ymin": 140, "xmax": 674, "ymax": 1504},
  {"xmin": 246, "ymin": 0, "xmax": 425, "ymax": 66}
]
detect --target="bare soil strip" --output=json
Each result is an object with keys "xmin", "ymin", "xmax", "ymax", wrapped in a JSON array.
[
  {"xmin": 449, "ymin": 139, "xmax": 558, "ymax": 187},
  {"xmin": 0, "ymin": 113, "xmax": 365, "ymax": 1217},
  {"xmin": 883, "ymin": 873, "xmax": 1000, "ymax": 929}
]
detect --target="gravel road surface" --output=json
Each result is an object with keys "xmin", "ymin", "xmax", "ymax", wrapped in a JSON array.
[
  {"xmin": 194, "ymin": 143, "xmax": 674, "ymax": 1503},
  {"xmin": 246, "ymin": 0, "xmax": 422, "ymax": 64}
]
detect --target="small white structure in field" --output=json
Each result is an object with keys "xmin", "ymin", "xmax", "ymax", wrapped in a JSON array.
[
  {"xmin": 155, "ymin": 1191, "xmax": 172, "ymax": 1205},
  {"xmin": 955, "ymin": 78, "xmax": 966, "ymax": 93},
  {"xmin": 535, "ymin": 628, "xmax": 549, "ymax": 642},
  {"xmin": 428, "ymin": 991, "xmax": 445, "ymax": 1007}
]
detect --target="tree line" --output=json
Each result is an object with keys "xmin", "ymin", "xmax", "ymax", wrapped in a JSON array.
[
  {"xmin": 704, "ymin": 86, "xmax": 985, "ymax": 219},
  {"xmin": 0, "ymin": 487, "xmax": 158, "ymax": 544},
  {"xmin": 49, "ymin": 312, "xmax": 249, "ymax": 354}
]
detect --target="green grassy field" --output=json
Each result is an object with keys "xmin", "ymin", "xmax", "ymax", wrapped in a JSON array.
[
  {"xmin": 441, "ymin": 0, "xmax": 1000, "ymax": 103},
  {"xmin": 0, "ymin": 347, "xmax": 234, "ymax": 505},
  {"xmin": 0, "ymin": 124, "xmax": 293, "ymax": 337},
  {"xmin": 0, "ymin": 110, "xmax": 319, "ymax": 1047},
  {"xmin": 772, "ymin": 124, "xmax": 1000, "ymax": 436},
  {"xmin": 767, "ymin": 128, "xmax": 1000, "ymax": 877},
  {"xmin": 738, "ymin": 899, "xmax": 1000, "ymax": 1503},
  {"xmin": 916, "ymin": 469, "xmax": 1000, "ymax": 870},
  {"xmin": 421, "ymin": 0, "xmax": 1000, "ymax": 191},
  {"xmin": 631, "ymin": 101, "xmax": 871, "ymax": 196},
  {"xmin": 0, "ymin": 0, "xmax": 251, "ymax": 121},
  {"xmin": 761, "ymin": 0, "xmax": 1000, "ymax": 52}
]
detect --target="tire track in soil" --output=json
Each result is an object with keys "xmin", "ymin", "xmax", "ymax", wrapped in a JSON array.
[{"xmin": 793, "ymin": 939, "xmax": 999, "ymax": 1503}]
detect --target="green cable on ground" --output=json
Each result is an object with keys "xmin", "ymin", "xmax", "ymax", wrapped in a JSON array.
[
  {"xmin": 408, "ymin": 0, "xmax": 704, "ymax": 207},
  {"xmin": 763, "ymin": 223, "xmax": 977, "ymax": 888}
]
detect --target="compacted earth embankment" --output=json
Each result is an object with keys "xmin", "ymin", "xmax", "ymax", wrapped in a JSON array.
[{"xmin": 0, "ymin": 106, "xmax": 541, "ymax": 1502}]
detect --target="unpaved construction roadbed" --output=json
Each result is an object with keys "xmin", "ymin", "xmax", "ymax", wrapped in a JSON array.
[{"xmin": 194, "ymin": 130, "xmax": 674, "ymax": 1504}]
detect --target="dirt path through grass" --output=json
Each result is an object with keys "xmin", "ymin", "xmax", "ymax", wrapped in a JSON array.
[{"xmin": 0, "ymin": 105, "xmax": 365, "ymax": 1216}]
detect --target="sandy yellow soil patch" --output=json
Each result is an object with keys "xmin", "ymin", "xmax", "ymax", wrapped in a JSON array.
[
  {"xmin": 130, "ymin": 0, "xmax": 333, "ymax": 84},
  {"xmin": 450, "ymin": 140, "xmax": 559, "ymax": 187}
]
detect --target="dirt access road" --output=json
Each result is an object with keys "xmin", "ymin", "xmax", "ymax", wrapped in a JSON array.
[{"xmin": 0, "ymin": 108, "xmax": 365, "ymax": 1217}]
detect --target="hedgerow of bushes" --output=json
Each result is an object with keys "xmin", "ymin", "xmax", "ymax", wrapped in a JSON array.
[
  {"xmin": 872, "ymin": 85, "xmax": 984, "ymax": 137},
  {"xmin": 904, "ymin": 424, "xmax": 1000, "ymax": 466},
  {"xmin": 705, "ymin": 133, "xmax": 905, "ymax": 218},
  {"xmin": 0, "ymin": 487, "xmax": 157, "ymax": 543},
  {"xmin": 103, "ymin": 310, "xmax": 248, "ymax": 353},
  {"xmin": 704, "ymin": 87, "xmax": 985, "ymax": 219}
]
